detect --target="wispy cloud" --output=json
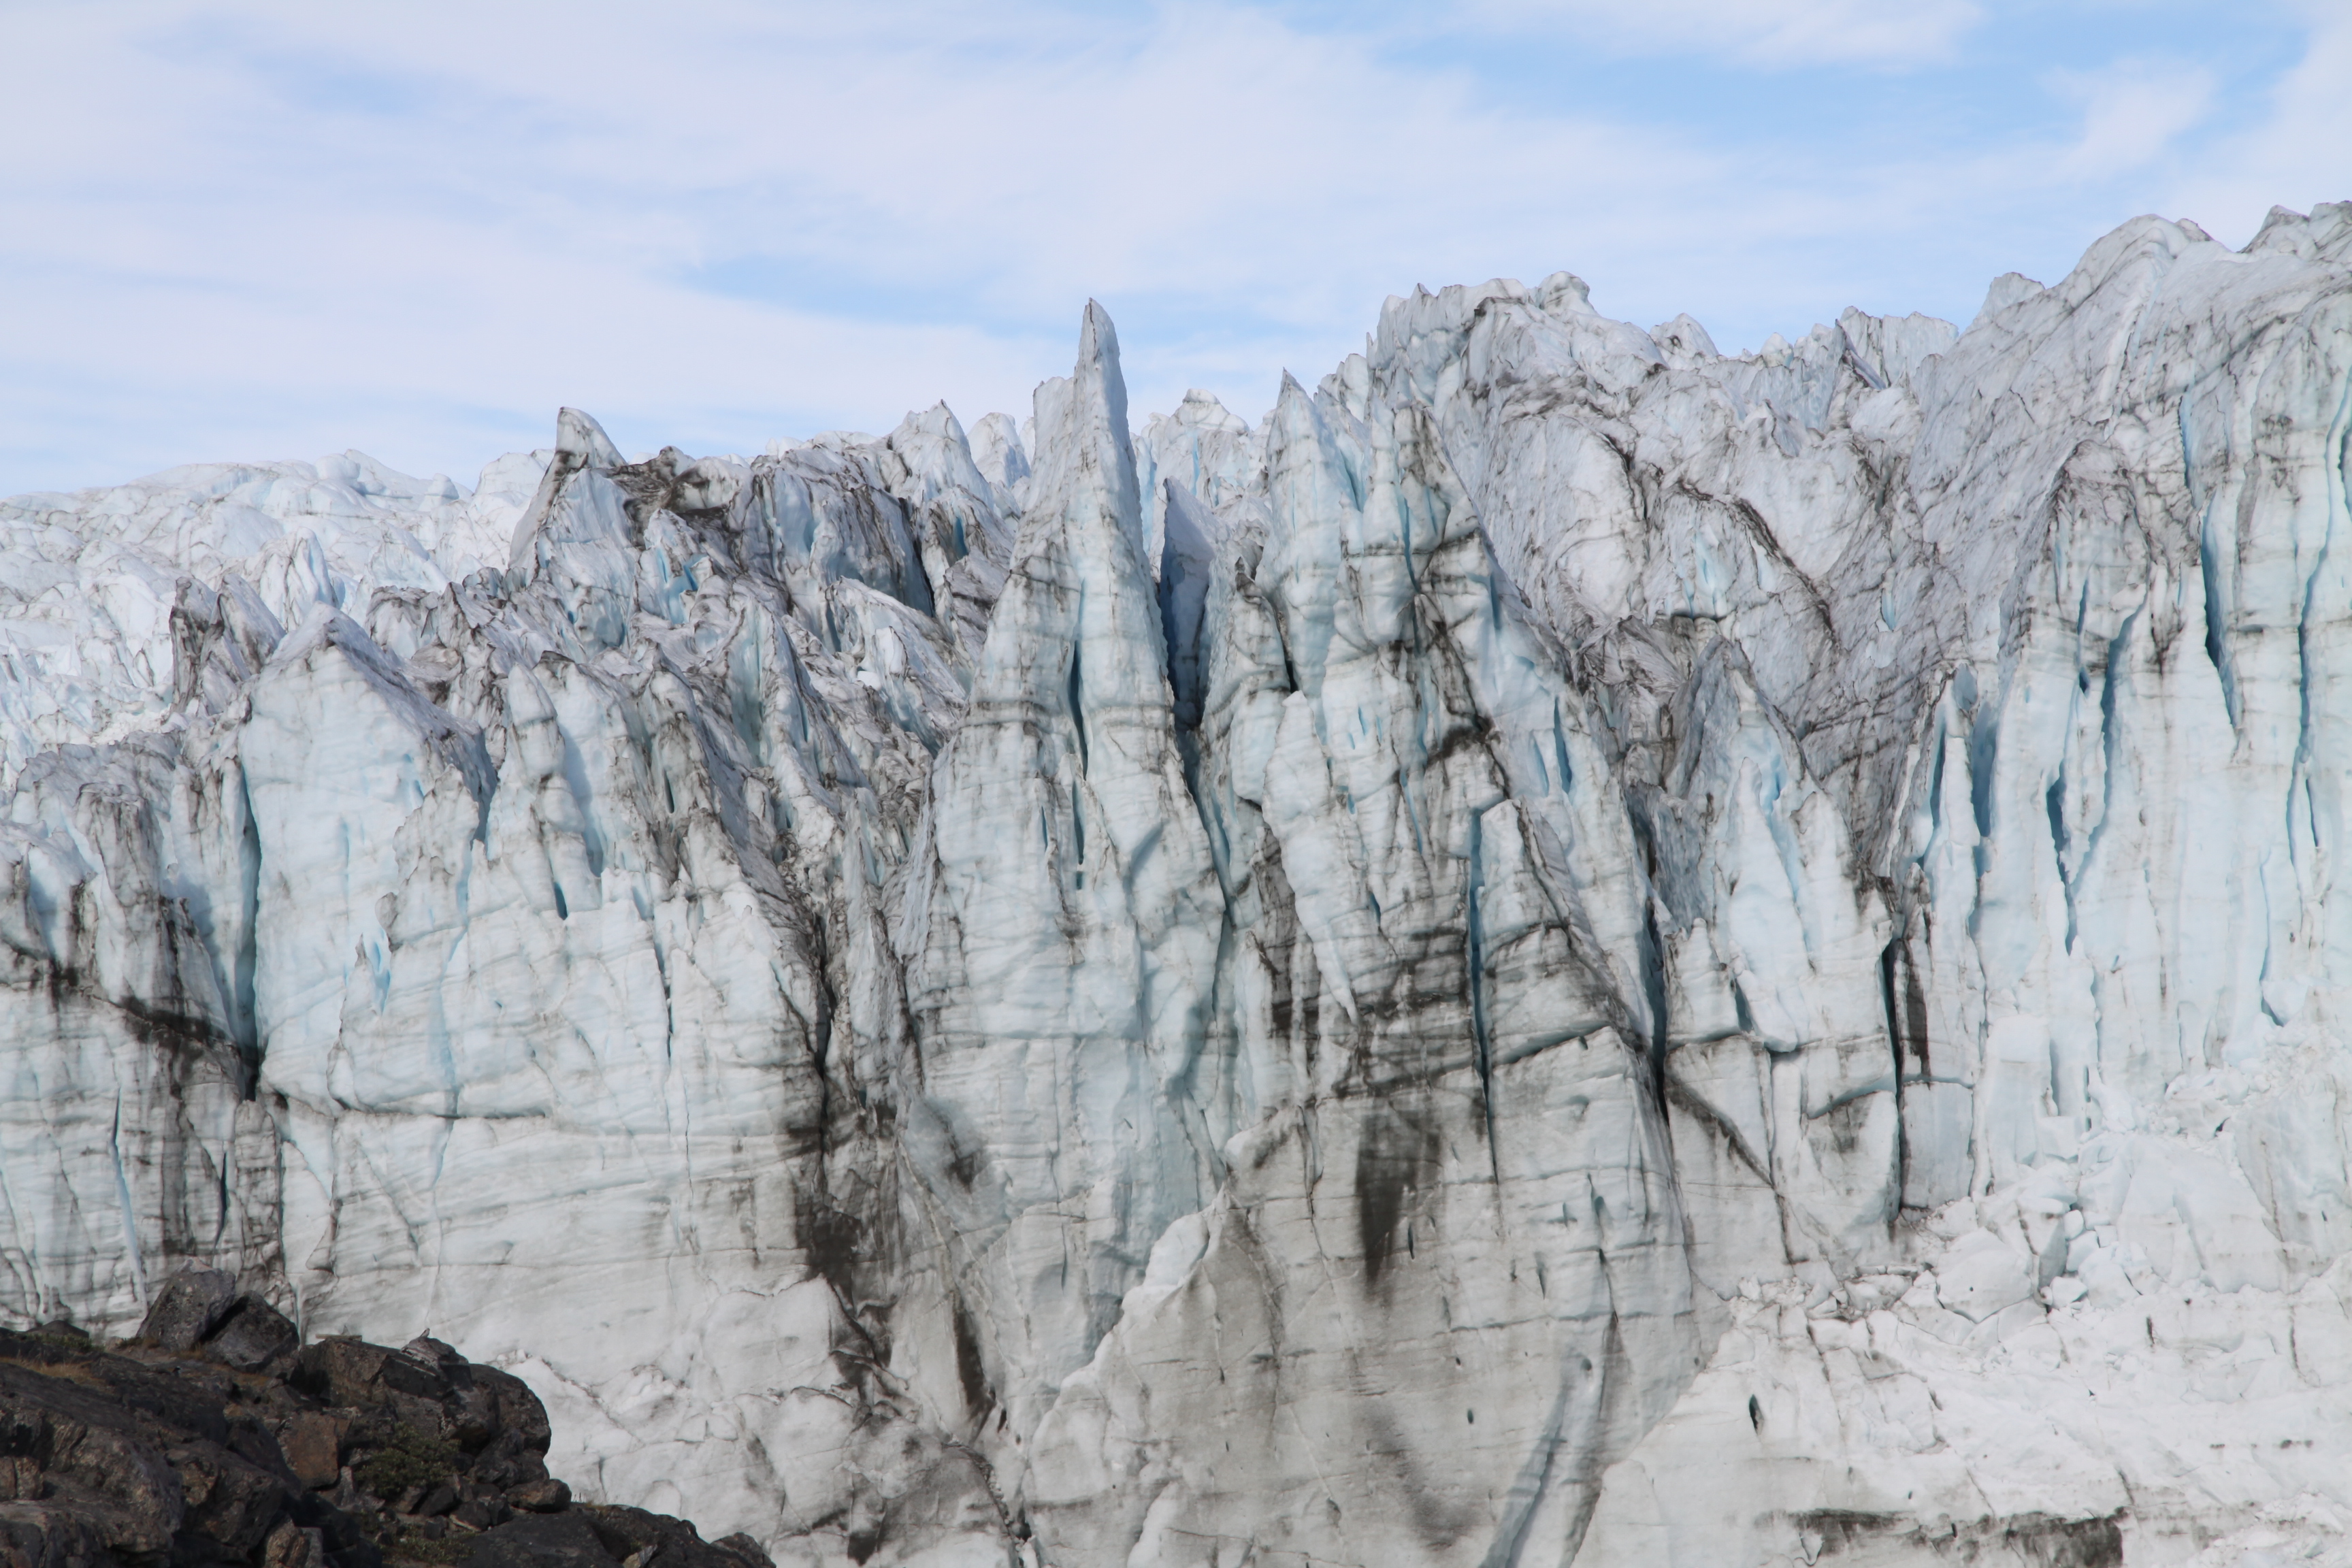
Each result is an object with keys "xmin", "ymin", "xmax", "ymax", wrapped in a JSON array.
[
  {"xmin": 2047, "ymin": 58, "xmax": 2216, "ymax": 180},
  {"xmin": 1454, "ymin": 0, "xmax": 1984, "ymax": 68},
  {"xmin": 0, "ymin": 0, "xmax": 1735, "ymax": 479},
  {"xmin": 0, "ymin": 0, "xmax": 2340, "ymax": 494},
  {"xmin": 2165, "ymin": 0, "xmax": 2352, "ymax": 242}
]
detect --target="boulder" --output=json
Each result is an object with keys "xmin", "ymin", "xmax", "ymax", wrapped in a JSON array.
[
  {"xmin": 138, "ymin": 1268, "xmax": 238, "ymax": 1352},
  {"xmin": 208, "ymin": 1298, "xmax": 300, "ymax": 1372}
]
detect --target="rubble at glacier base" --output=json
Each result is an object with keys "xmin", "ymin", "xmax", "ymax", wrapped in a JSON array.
[{"xmin": 4, "ymin": 201, "xmax": 2352, "ymax": 1567}]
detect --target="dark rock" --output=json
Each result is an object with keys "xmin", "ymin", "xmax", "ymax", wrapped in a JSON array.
[
  {"xmin": 712, "ymin": 1534, "xmax": 774, "ymax": 1568},
  {"xmin": 0, "ymin": 1362, "xmax": 189, "ymax": 1555},
  {"xmin": 581, "ymin": 1507, "xmax": 760, "ymax": 1568},
  {"xmin": 391, "ymin": 1354, "xmax": 503, "ymax": 1456},
  {"xmin": 282, "ymin": 1486, "xmax": 379, "ymax": 1568},
  {"xmin": 139, "ymin": 1267, "xmax": 238, "ymax": 1352},
  {"xmin": 401, "ymin": 1338, "xmax": 463, "ymax": 1370},
  {"xmin": 464, "ymin": 1430, "xmax": 546, "ymax": 1490},
  {"xmin": 468, "ymin": 1368, "xmax": 550, "ymax": 1456},
  {"xmin": 508, "ymin": 1479, "xmax": 570, "ymax": 1514},
  {"xmin": 280, "ymin": 1411, "xmax": 344, "ymax": 1490},
  {"xmin": 295, "ymin": 1341, "xmax": 393, "ymax": 1409},
  {"xmin": 453, "ymin": 1496, "xmax": 511, "ymax": 1531},
  {"xmin": 1, "ymin": 1318, "xmax": 736, "ymax": 1568},
  {"xmin": 378, "ymin": 1350, "xmax": 454, "ymax": 1406},
  {"xmin": 339, "ymin": 1407, "xmax": 401, "ymax": 1456},
  {"xmin": 209, "ymin": 1298, "xmax": 301, "ymax": 1373},
  {"xmin": 229, "ymin": 1415, "xmax": 301, "ymax": 1484},
  {"xmin": 444, "ymin": 1384, "xmax": 500, "ymax": 1452},
  {"xmin": 29, "ymin": 1345, "xmax": 238, "ymax": 1444},
  {"xmin": 0, "ymin": 1503, "xmax": 112, "ymax": 1568},
  {"xmin": 264, "ymin": 1519, "xmax": 328, "ymax": 1568},
  {"xmin": 376, "ymin": 1348, "xmax": 459, "ymax": 1440},
  {"xmin": 0, "ymin": 1454, "xmax": 44, "ymax": 1500},
  {"xmin": 172, "ymin": 1438, "xmax": 290, "ymax": 1557},
  {"xmin": 463, "ymin": 1511, "xmax": 623, "ymax": 1568}
]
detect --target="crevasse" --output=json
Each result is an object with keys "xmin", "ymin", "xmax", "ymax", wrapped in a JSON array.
[{"xmin": 3, "ymin": 204, "xmax": 2352, "ymax": 1566}]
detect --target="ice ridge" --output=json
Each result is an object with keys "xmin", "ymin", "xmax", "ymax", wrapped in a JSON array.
[{"xmin": 3, "ymin": 203, "xmax": 2352, "ymax": 1566}]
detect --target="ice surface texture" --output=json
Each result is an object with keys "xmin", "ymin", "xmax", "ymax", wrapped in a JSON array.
[{"xmin": 5, "ymin": 203, "xmax": 2352, "ymax": 1566}]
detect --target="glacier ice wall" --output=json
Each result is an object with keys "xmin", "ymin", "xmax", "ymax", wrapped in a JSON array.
[{"xmin": 4, "ymin": 203, "xmax": 2352, "ymax": 1566}]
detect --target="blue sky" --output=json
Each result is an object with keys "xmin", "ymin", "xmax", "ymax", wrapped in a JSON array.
[{"xmin": 2, "ymin": 0, "xmax": 2346, "ymax": 495}]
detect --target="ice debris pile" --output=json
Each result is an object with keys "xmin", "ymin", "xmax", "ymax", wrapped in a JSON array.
[{"xmin": 4, "ymin": 201, "xmax": 2352, "ymax": 1566}]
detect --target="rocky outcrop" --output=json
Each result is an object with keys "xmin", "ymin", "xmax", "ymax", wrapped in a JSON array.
[
  {"xmin": 0, "ymin": 1269, "xmax": 765, "ymax": 1568},
  {"xmin": 3, "ymin": 202, "xmax": 2352, "ymax": 1565}
]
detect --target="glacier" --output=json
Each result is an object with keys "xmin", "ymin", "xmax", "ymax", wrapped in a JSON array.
[{"xmin": 3, "ymin": 201, "xmax": 2351, "ymax": 1567}]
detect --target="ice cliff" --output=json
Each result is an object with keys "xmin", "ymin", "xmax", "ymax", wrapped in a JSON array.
[{"xmin": 5, "ymin": 202, "xmax": 2352, "ymax": 1566}]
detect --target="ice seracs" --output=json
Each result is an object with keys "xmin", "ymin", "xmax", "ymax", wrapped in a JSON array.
[
  {"xmin": 3, "ymin": 201, "xmax": 2351, "ymax": 1566},
  {"xmin": 0, "ymin": 449, "xmax": 542, "ymax": 789}
]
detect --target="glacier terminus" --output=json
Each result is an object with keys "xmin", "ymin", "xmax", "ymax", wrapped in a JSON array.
[{"xmin": 4, "ymin": 204, "xmax": 2352, "ymax": 1566}]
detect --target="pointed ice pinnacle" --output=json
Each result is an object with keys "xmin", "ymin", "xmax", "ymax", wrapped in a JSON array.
[
  {"xmin": 7, "ymin": 203, "xmax": 2352, "ymax": 1568},
  {"xmin": 909, "ymin": 299, "xmax": 1226, "ymax": 1439}
]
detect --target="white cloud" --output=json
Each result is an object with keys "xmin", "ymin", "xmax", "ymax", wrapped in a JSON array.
[
  {"xmin": 2164, "ymin": 1, "xmax": 2352, "ymax": 243},
  {"xmin": 1454, "ymin": 0, "xmax": 1984, "ymax": 67},
  {"xmin": 2046, "ymin": 59, "xmax": 2216, "ymax": 181},
  {"xmin": 0, "ymin": 0, "xmax": 2338, "ymax": 493},
  {"xmin": 0, "ymin": 0, "xmax": 1751, "ymax": 483}
]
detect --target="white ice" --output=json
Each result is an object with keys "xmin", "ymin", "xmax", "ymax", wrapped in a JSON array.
[{"xmin": 3, "ymin": 201, "xmax": 2351, "ymax": 1567}]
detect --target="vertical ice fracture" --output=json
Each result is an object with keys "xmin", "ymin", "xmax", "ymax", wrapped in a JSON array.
[{"xmin": 4, "ymin": 206, "xmax": 2352, "ymax": 1565}]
